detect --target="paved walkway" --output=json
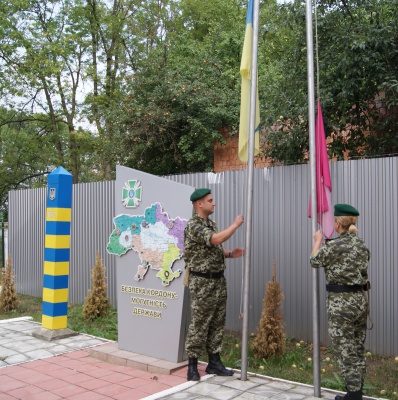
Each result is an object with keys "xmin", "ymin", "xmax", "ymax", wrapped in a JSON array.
[{"xmin": 0, "ymin": 318, "xmax": 378, "ymax": 400}]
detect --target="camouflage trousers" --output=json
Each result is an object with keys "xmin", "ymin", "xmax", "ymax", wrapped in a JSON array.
[
  {"xmin": 185, "ymin": 275, "xmax": 227, "ymax": 358},
  {"xmin": 327, "ymin": 291, "xmax": 368, "ymax": 391}
]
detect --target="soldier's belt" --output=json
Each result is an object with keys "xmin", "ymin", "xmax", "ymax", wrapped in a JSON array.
[
  {"xmin": 190, "ymin": 270, "xmax": 224, "ymax": 279},
  {"xmin": 326, "ymin": 283, "xmax": 369, "ymax": 293}
]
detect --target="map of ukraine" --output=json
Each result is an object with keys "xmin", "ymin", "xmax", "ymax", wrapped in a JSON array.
[{"xmin": 107, "ymin": 203, "xmax": 188, "ymax": 286}]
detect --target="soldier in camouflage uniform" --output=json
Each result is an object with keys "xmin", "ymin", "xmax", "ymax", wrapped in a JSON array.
[
  {"xmin": 311, "ymin": 204, "xmax": 371, "ymax": 400},
  {"xmin": 184, "ymin": 188, "xmax": 244, "ymax": 381}
]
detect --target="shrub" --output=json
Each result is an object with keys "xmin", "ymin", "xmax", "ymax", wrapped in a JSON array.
[
  {"xmin": 251, "ymin": 261, "xmax": 285, "ymax": 359},
  {"xmin": 83, "ymin": 253, "xmax": 110, "ymax": 320},
  {"xmin": 0, "ymin": 255, "xmax": 18, "ymax": 311}
]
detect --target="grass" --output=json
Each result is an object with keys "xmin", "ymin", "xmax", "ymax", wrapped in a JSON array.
[
  {"xmin": 0, "ymin": 294, "xmax": 118, "ymax": 341},
  {"xmin": 0, "ymin": 295, "xmax": 397, "ymax": 399}
]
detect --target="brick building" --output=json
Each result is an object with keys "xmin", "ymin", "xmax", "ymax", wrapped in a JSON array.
[{"xmin": 213, "ymin": 128, "xmax": 269, "ymax": 173}]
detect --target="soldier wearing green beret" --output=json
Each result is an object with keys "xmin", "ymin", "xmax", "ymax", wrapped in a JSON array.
[
  {"xmin": 310, "ymin": 204, "xmax": 371, "ymax": 400},
  {"xmin": 184, "ymin": 188, "xmax": 245, "ymax": 381}
]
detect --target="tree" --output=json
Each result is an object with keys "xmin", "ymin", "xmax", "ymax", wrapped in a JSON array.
[
  {"xmin": 316, "ymin": 0, "xmax": 398, "ymax": 159},
  {"xmin": 0, "ymin": 107, "xmax": 96, "ymax": 209},
  {"xmin": 1, "ymin": 0, "xmax": 397, "ymax": 185},
  {"xmin": 117, "ymin": 0, "xmax": 246, "ymax": 173},
  {"xmin": 259, "ymin": 0, "xmax": 398, "ymax": 164},
  {"xmin": 0, "ymin": 0, "xmax": 93, "ymax": 182}
]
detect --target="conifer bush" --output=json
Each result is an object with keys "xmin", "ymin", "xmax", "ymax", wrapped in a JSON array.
[
  {"xmin": 83, "ymin": 253, "xmax": 110, "ymax": 320},
  {"xmin": 0, "ymin": 255, "xmax": 18, "ymax": 311},
  {"xmin": 251, "ymin": 262, "xmax": 285, "ymax": 359}
]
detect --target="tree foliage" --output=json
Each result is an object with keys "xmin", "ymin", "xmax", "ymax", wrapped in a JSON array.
[
  {"xmin": 1, "ymin": 0, "xmax": 398, "ymax": 210},
  {"xmin": 260, "ymin": 0, "xmax": 398, "ymax": 164}
]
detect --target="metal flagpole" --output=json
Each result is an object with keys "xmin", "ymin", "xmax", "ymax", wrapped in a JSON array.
[
  {"xmin": 306, "ymin": 0, "xmax": 321, "ymax": 396},
  {"xmin": 240, "ymin": 0, "xmax": 260, "ymax": 382}
]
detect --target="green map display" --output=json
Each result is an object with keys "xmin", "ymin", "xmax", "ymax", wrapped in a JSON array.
[{"xmin": 107, "ymin": 202, "xmax": 188, "ymax": 286}]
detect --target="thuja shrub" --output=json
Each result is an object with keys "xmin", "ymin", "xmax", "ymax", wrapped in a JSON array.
[
  {"xmin": 83, "ymin": 253, "xmax": 110, "ymax": 321},
  {"xmin": 251, "ymin": 262, "xmax": 285, "ymax": 359},
  {"xmin": 0, "ymin": 255, "xmax": 18, "ymax": 312}
]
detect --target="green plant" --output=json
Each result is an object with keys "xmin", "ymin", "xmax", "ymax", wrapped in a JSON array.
[{"xmin": 321, "ymin": 372, "xmax": 345, "ymax": 391}]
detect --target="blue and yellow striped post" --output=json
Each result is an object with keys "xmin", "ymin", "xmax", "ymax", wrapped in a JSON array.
[{"xmin": 42, "ymin": 166, "xmax": 73, "ymax": 331}]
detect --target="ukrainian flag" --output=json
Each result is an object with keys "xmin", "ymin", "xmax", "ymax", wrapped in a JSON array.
[{"xmin": 239, "ymin": 0, "xmax": 260, "ymax": 162}]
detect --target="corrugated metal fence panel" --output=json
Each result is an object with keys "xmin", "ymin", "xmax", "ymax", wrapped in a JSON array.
[
  {"xmin": 8, "ymin": 181, "xmax": 117, "ymax": 305},
  {"xmin": 8, "ymin": 188, "xmax": 46, "ymax": 296},
  {"xmin": 69, "ymin": 181, "xmax": 116, "ymax": 305},
  {"xmin": 166, "ymin": 158, "xmax": 398, "ymax": 357},
  {"xmin": 330, "ymin": 158, "xmax": 398, "ymax": 356},
  {"xmin": 8, "ymin": 157, "xmax": 398, "ymax": 356},
  {"xmin": 167, "ymin": 167, "xmax": 318, "ymax": 340}
]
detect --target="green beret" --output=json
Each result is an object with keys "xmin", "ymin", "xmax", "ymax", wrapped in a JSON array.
[
  {"xmin": 190, "ymin": 188, "xmax": 211, "ymax": 202},
  {"xmin": 334, "ymin": 204, "xmax": 360, "ymax": 216}
]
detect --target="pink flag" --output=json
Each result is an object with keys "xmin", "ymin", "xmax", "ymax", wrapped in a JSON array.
[{"xmin": 308, "ymin": 100, "xmax": 334, "ymax": 238}]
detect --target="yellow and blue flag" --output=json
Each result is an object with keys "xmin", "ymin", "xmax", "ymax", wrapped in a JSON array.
[{"xmin": 239, "ymin": 0, "xmax": 260, "ymax": 162}]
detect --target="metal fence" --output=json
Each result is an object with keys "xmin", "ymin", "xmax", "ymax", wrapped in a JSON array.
[{"xmin": 8, "ymin": 156, "xmax": 398, "ymax": 356}]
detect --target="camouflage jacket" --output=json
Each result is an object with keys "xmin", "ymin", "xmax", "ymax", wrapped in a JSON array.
[
  {"xmin": 183, "ymin": 212, "xmax": 225, "ymax": 273},
  {"xmin": 310, "ymin": 232, "xmax": 370, "ymax": 285}
]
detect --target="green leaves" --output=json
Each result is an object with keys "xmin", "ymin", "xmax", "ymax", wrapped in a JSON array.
[{"xmin": 1, "ymin": 0, "xmax": 398, "ymax": 198}]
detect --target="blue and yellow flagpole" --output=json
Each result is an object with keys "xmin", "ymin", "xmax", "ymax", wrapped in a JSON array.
[{"xmin": 34, "ymin": 166, "xmax": 77, "ymax": 339}]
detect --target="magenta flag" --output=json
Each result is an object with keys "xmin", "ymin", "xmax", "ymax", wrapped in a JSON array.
[{"xmin": 308, "ymin": 100, "xmax": 334, "ymax": 238}]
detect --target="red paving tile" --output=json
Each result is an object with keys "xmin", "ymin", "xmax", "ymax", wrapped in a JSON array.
[
  {"xmin": 67, "ymin": 392, "xmax": 108, "ymax": 400},
  {"xmin": 77, "ymin": 378, "xmax": 110, "ymax": 391},
  {"xmin": 1, "ymin": 365, "xmax": 25, "ymax": 376},
  {"xmin": 0, "ymin": 348, "xmax": 190, "ymax": 400},
  {"xmin": 125, "ymin": 368, "xmax": 150, "ymax": 377},
  {"xmin": 107, "ymin": 364, "xmax": 148, "ymax": 375},
  {"xmin": 111, "ymin": 388, "xmax": 150, "ymax": 400},
  {"xmin": 93, "ymin": 383, "xmax": 132, "ymax": 397},
  {"xmin": 138, "ymin": 381, "xmax": 174, "ymax": 395},
  {"xmin": 0, "ymin": 394, "xmax": 17, "ymax": 400},
  {"xmin": 42, "ymin": 368, "xmax": 79, "ymax": 380},
  {"xmin": 51, "ymin": 384, "xmax": 86, "ymax": 398},
  {"xmin": 52, "ymin": 359, "xmax": 87, "ymax": 370},
  {"xmin": 118, "ymin": 377, "xmax": 151, "ymax": 389},
  {"xmin": 18, "ymin": 371, "xmax": 53, "ymax": 385},
  {"xmin": 8, "ymin": 385, "xmax": 44, "ymax": 398},
  {"xmin": 61, "ymin": 373, "xmax": 94, "ymax": 385},
  {"xmin": 82, "ymin": 366, "xmax": 115, "ymax": 378},
  {"xmin": 24, "ymin": 392, "xmax": 62, "ymax": 400},
  {"xmin": 0, "ymin": 377, "xmax": 27, "ymax": 392},
  {"xmin": 34, "ymin": 378, "xmax": 71, "ymax": 391},
  {"xmin": 25, "ymin": 363, "xmax": 64, "ymax": 373},
  {"xmin": 99, "ymin": 372, "xmax": 134, "ymax": 384},
  {"xmin": 156, "ymin": 374, "xmax": 187, "ymax": 385}
]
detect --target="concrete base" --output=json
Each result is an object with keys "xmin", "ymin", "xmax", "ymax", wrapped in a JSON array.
[
  {"xmin": 89, "ymin": 342, "xmax": 188, "ymax": 375},
  {"xmin": 32, "ymin": 327, "xmax": 79, "ymax": 341}
]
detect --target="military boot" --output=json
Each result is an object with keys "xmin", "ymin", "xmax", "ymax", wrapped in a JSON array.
[
  {"xmin": 335, "ymin": 389, "xmax": 362, "ymax": 400},
  {"xmin": 205, "ymin": 353, "xmax": 234, "ymax": 376},
  {"xmin": 187, "ymin": 357, "xmax": 200, "ymax": 381}
]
